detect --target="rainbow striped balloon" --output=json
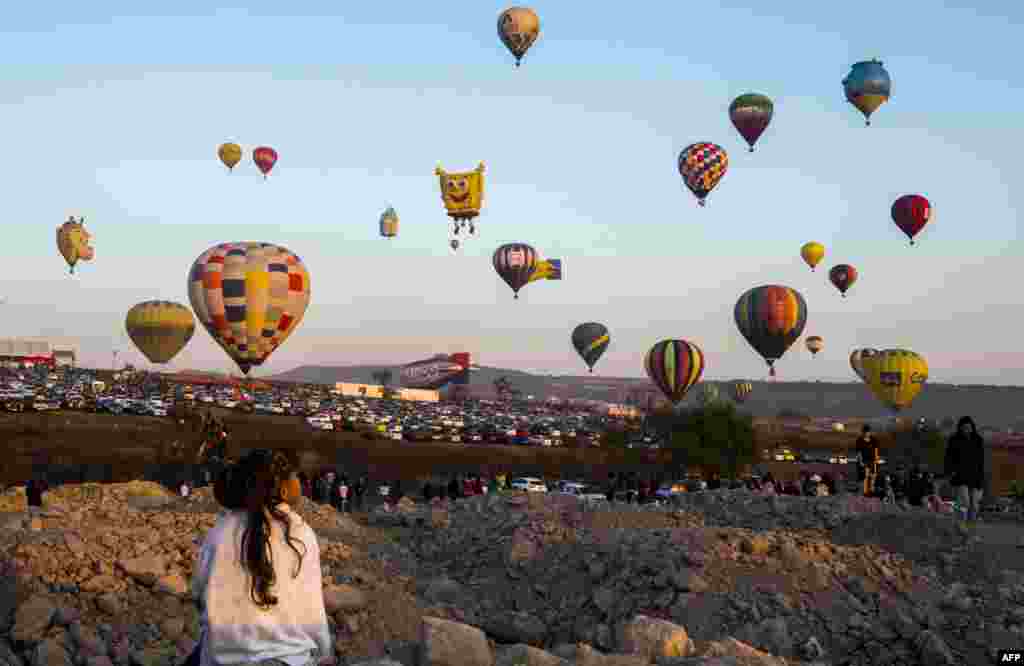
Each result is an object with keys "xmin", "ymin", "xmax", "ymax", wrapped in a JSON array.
[{"xmin": 644, "ymin": 339, "xmax": 705, "ymax": 406}]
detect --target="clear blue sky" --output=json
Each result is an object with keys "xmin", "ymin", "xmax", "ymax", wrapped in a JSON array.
[{"xmin": 1, "ymin": 1, "xmax": 1021, "ymax": 384}]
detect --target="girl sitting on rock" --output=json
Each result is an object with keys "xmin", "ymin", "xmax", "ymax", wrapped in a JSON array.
[{"xmin": 192, "ymin": 449, "xmax": 331, "ymax": 666}]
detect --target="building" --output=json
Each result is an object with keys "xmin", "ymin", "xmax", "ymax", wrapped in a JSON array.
[
  {"xmin": 333, "ymin": 382, "xmax": 439, "ymax": 402},
  {"xmin": 0, "ymin": 338, "xmax": 56, "ymax": 368},
  {"xmin": 53, "ymin": 347, "xmax": 76, "ymax": 367}
]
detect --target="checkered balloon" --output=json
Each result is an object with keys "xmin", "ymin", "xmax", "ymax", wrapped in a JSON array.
[{"xmin": 678, "ymin": 142, "xmax": 729, "ymax": 206}]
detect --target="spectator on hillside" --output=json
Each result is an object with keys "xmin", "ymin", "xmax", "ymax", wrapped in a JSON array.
[
  {"xmin": 707, "ymin": 473, "xmax": 722, "ymax": 491},
  {"xmin": 822, "ymin": 473, "xmax": 837, "ymax": 496},
  {"xmin": 354, "ymin": 477, "xmax": 366, "ymax": 511},
  {"xmin": 944, "ymin": 416, "xmax": 986, "ymax": 522},
  {"xmin": 190, "ymin": 449, "xmax": 330, "ymax": 666},
  {"xmin": 338, "ymin": 480, "xmax": 350, "ymax": 512},
  {"xmin": 25, "ymin": 479, "xmax": 45, "ymax": 514},
  {"xmin": 423, "ymin": 481, "xmax": 435, "ymax": 502},
  {"xmin": 390, "ymin": 480, "xmax": 403, "ymax": 504},
  {"xmin": 856, "ymin": 425, "xmax": 880, "ymax": 497},
  {"xmin": 179, "ymin": 480, "xmax": 191, "ymax": 499},
  {"xmin": 447, "ymin": 476, "xmax": 461, "ymax": 501}
]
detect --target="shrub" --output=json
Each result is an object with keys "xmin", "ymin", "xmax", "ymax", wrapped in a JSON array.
[{"xmin": 664, "ymin": 403, "xmax": 757, "ymax": 479}]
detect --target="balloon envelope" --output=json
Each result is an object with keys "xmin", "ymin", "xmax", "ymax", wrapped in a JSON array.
[
  {"xmin": 849, "ymin": 348, "xmax": 879, "ymax": 382},
  {"xmin": 493, "ymin": 243, "xmax": 539, "ymax": 299},
  {"xmin": 862, "ymin": 349, "xmax": 928, "ymax": 412},
  {"xmin": 380, "ymin": 206, "xmax": 399, "ymax": 238},
  {"xmin": 498, "ymin": 7, "xmax": 540, "ymax": 66},
  {"xmin": 678, "ymin": 143, "xmax": 728, "ymax": 205},
  {"xmin": 56, "ymin": 217, "xmax": 94, "ymax": 273},
  {"xmin": 125, "ymin": 300, "xmax": 196, "ymax": 364},
  {"xmin": 218, "ymin": 143, "xmax": 242, "ymax": 171},
  {"xmin": 644, "ymin": 339, "xmax": 705, "ymax": 406},
  {"xmin": 732, "ymin": 381, "xmax": 753, "ymax": 403},
  {"xmin": 891, "ymin": 194, "xmax": 932, "ymax": 243},
  {"xmin": 187, "ymin": 242, "xmax": 311, "ymax": 375},
  {"xmin": 729, "ymin": 93, "xmax": 773, "ymax": 151},
  {"xmin": 829, "ymin": 264, "xmax": 858, "ymax": 296},
  {"xmin": 843, "ymin": 59, "xmax": 891, "ymax": 124},
  {"xmin": 734, "ymin": 285, "xmax": 807, "ymax": 376},
  {"xmin": 800, "ymin": 242, "xmax": 825, "ymax": 271},
  {"xmin": 253, "ymin": 147, "xmax": 278, "ymax": 177},
  {"xmin": 571, "ymin": 322, "xmax": 609, "ymax": 372}
]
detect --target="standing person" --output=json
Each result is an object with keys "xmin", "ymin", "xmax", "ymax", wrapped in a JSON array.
[
  {"xmin": 190, "ymin": 449, "xmax": 331, "ymax": 666},
  {"xmin": 338, "ymin": 479, "xmax": 349, "ymax": 513},
  {"xmin": 856, "ymin": 425, "xmax": 880, "ymax": 497},
  {"xmin": 180, "ymin": 480, "xmax": 191, "ymax": 499},
  {"xmin": 944, "ymin": 416, "xmax": 986, "ymax": 523},
  {"xmin": 25, "ymin": 478, "xmax": 44, "ymax": 515},
  {"xmin": 354, "ymin": 477, "xmax": 366, "ymax": 512}
]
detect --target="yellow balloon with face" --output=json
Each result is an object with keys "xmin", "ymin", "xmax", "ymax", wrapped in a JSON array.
[
  {"xmin": 435, "ymin": 162, "xmax": 485, "ymax": 221},
  {"xmin": 56, "ymin": 217, "xmax": 95, "ymax": 274}
]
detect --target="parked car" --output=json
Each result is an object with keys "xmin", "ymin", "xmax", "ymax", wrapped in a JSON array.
[{"xmin": 510, "ymin": 477, "xmax": 548, "ymax": 493}]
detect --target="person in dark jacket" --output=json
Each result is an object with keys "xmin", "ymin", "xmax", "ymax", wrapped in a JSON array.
[
  {"xmin": 423, "ymin": 481, "xmax": 434, "ymax": 502},
  {"xmin": 707, "ymin": 473, "xmax": 722, "ymax": 491},
  {"xmin": 856, "ymin": 425, "xmax": 880, "ymax": 497},
  {"xmin": 25, "ymin": 479, "xmax": 44, "ymax": 512},
  {"xmin": 944, "ymin": 416, "xmax": 986, "ymax": 522},
  {"xmin": 447, "ymin": 476, "xmax": 460, "ymax": 501}
]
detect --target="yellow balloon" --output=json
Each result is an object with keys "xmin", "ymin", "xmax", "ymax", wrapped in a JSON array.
[
  {"xmin": 218, "ymin": 142, "xmax": 243, "ymax": 171},
  {"xmin": 125, "ymin": 301, "xmax": 196, "ymax": 364},
  {"xmin": 862, "ymin": 349, "xmax": 928, "ymax": 412},
  {"xmin": 800, "ymin": 242, "xmax": 825, "ymax": 271},
  {"xmin": 435, "ymin": 162, "xmax": 485, "ymax": 221}
]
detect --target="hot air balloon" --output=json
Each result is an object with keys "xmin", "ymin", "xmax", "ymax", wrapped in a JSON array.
[
  {"xmin": 497, "ymin": 7, "xmax": 540, "ymax": 67},
  {"xmin": 450, "ymin": 239, "xmax": 460, "ymax": 252},
  {"xmin": 187, "ymin": 242, "xmax": 311, "ymax": 375},
  {"xmin": 829, "ymin": 264, "xmax": 858, "ymax": 298},
  {"xmin": 571, "ymin": 322, "xmax": 609, "ymax": 373},
  {"xmin": 436, "ymin": 162, "xmax": 485, "ymax": 236},
  {"xmin": 842, "ymin": 59, "xmax": 891, "ymax": 126},
  {"xmin": 125, "ymin": 301, "xmax": 196, "ymax": 364},
  {"xmin": 56, "ymin": 216, "xmax": 95, "ymax": 274},
  {"xmin": 644, "ymin": 339, "xmax": 705, "ymax": 406},
  {"xmin": 849, "ymin": 348, "xmax": 878, "ymax": 382},
  {"xmin": 526, "ymin": 258, "xmax": 562, "ymax": 285},
  {"xmin": 493, "ymin": 243, "xmax": 538, "ymax": 299},
  {"xmin": 218, "ymin": 143, "xmax": 242, "ymax": 172},
  {"xmin": 380, "ymin": 206, "xmax": 399, "ymax": 238},
  {"xmin": 862, "ymin": 349, "xmax": 928, "ymax": 412},
  {"xmin": 253, "ymin": 146, "xmax": 278, "ymax": 179},
  {"xmin": 732, "ymin": 381, "xmax": 753, "ymax": 404},
  {"xmin": 729, "ymin": 93, "xmax": 774, "ymax": 152},
  {"xmin": 678, "ymin": 143, "xmax": 728, "ymax": 206},
  {"xmin": 800, "ymin": 242, "xmax": 825, "ymax": 272},
  {"xmin": 891, "ymin": 194, "xmax": 932, "ymax": 245},
  {"xmin": 806, "ymin": 336, "xmax": 824, "ymax": 356},
  {"xmin": 734, "ymin": 285, "xmax": 808, "ymax": 378},
  {"xmin": 699, "ymin": 382, "xmax": 721, "ymax": 406}
]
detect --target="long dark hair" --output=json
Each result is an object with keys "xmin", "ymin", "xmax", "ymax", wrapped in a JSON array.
[{"xmin": 221, "ymin": 449, "xmax": 307, "ymax": 609}]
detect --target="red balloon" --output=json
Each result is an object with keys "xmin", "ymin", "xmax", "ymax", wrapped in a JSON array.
[
  {"xmin": 253, "ymin": 146, "xmax": 278, "ymax": 179},
  {"xmin": 891, "ymin": 194, "xmax": 932, "ymax": 245},
  {"xmin": 829, "ymin": 264, "xmax": 858, "ymax": 298}
]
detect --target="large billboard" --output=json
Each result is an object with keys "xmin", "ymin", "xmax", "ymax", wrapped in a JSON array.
[{"xmin": 400, "ymin": 353, "xmax": 472, "ymax": 390}]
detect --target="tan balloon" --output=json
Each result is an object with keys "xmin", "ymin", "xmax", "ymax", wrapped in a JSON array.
[
  {"xmin": 125, "ymin": 300, "xmax": 196, "ymax": 364},
  {"xmin": 498, "ymin": 7, "xmax": 540, "ymax": 67}
]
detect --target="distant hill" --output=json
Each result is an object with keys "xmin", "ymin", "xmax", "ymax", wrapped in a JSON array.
[{"xmin": 271, "ymin": 364, "xmax": 1024, "ymax": 429}]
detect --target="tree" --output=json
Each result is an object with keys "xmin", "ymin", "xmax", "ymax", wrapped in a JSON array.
[{"xmin": 662, "ymin": 403, "xmax": 758, "ymax": 479}]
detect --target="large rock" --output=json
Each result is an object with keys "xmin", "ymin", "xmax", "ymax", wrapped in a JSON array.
[
  {"xmin": 494, "ymin": 645, "xmax": 570, "ymax": 666},
  {"xmin": 615, "ymin": 616, "xmax": 694, "ymax": 660},
  {"xmin": 420, "ymin": 617, "xmax": 493, "ymax": 666}
]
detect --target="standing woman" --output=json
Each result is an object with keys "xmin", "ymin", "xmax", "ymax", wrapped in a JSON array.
[
  {"xmin": 193, "ymin": 450, "xmax": 331, "ymax": 666},
  {"xmin": 944, "ymin": 416, "xmax": 986, "ymax": 523}
]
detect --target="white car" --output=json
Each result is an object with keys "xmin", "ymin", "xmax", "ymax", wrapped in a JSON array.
[{"xmin": 510, "ymin": 477, "xmax": 548, "ymax": 493}]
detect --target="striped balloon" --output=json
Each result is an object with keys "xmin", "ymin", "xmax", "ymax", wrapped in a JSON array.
[
  {"xmin": 493, "ymin": 243, "xmax": 539, "ymax": 299},
  {"xmin": 732, "ymin": 381, "xmax": 753, "ymax": 403},
  {"xmin": 734, "ymin": 285, "xmax": 807, "ymax": 377},
  {"xmin": 644, "ymin": 339, "xmax": 705, "ymax": 406},
  {"xmin": 187, "ymin": 242, "xmax": 311, "ymax": 375}
]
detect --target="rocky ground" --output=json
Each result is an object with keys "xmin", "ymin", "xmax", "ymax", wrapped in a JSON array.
[{"xmin": 1, "ymin": 483, "xmax": 1023, "ymax": 666}]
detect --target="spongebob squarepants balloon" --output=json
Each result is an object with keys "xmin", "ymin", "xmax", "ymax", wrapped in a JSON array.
[
  {"xmin": 56, "ymin": 216, "xmax": 95, "ymax": 274},
  {"xmin": 435, "ymin": 162, "xmax": 485, "ymax": 237}
]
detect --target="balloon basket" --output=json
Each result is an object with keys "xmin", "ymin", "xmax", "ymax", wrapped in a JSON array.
[
  {"xmin": 698, "ymin": 200, "xmax": 706, "ymax": 208},
  {"xmin": 748, "ymin": 147, "xmax": 754, "ymax": 153}
]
